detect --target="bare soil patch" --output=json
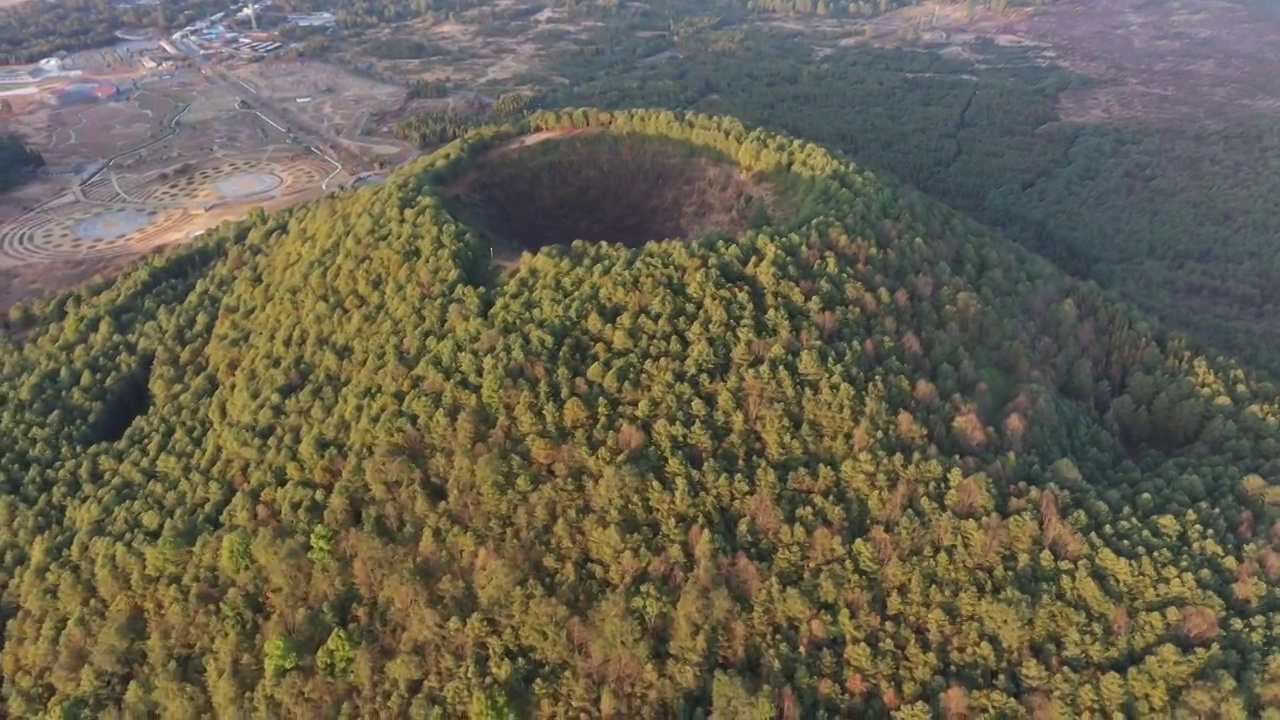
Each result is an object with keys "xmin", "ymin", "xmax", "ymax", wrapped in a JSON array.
[
  {"xmin": 5, "ymin": 90, "xmax": 168, "ymax": 172},
  {"xmin": 230, "ymin": 60, "xmax": 414, "ymax": 162},
  {"xmin": 233, "ymin": 60, "xmax": 404, "ymax": 135},
  {"xmin": 341, "ymin": 9, "xmax": 597, "ymax": 89},
  {"xmin": 1000, "ymin": 0, "xmax": 1280, "ymax": 123},
  {"xmin": 0, "ymin": 178, "xmax": 67, "ymax": 222},
  {"xmin": 780, "ymin": 0, "xmax": 1280, "ymax": 125}
]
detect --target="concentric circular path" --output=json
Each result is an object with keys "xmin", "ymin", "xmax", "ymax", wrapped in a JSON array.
[
  {"xmin": 0, "ymin": 152, "xmax": 333, "ymax": 268},
  {"xmin": 0, "ymin": 205, "xmax": 186, "ymax": 267},
  {"xmin": 133, "ymin": 157, "xmax": 327, "ymax": 205}
]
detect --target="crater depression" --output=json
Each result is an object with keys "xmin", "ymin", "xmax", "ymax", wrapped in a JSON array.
[{"xmin": 441, "ymin": 130, "xmax": 783, "ymax": 257}]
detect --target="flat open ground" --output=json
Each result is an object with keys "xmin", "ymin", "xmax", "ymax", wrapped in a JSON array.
[
  {"xmin": 0, "ymin": 66, "xmax": 339, "ymax": 312},
  {"xmin": 232, "ymin": 60, "xmax": 402, "ymax": 136},
  {"xmin": 229, "ymin": 60, "xmax": 414, "ymax": 162},
  {"xmin": 339, "ymin": 5, "xmax": 600, "ymax": 89},
  {"xmin": 1002, "ymin": 0, "xmax": 1280, "ymax": 123},
  {"xmin": 4, "ymin": 88, "xmax": 171, "ymax": 172},
  {"xmin": 791, "ymin": 0, "xmax": 1280, "ymax": 125}
]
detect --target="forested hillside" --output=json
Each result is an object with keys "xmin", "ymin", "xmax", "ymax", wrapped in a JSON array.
[
  {"xmin": 4, "ymin": 109, "xmax": 1280, "ymax": 717},
  {"xmin": 537, "ymin": 35, "xmax": 1280, "ymax": 377}
]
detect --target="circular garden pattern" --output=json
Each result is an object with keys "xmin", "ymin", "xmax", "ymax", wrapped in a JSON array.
[
  {"xmin": 74, "ymin": 209, "xmax": 152, "ymax": 240},
  {"xmin": 0, "ymin": 152, "xmax": 334, "ymax": 268},
  {"xmin": 134, "ymin": 157, "xmax": 328, "ymax": 205},
  {"xmin": 211, "ymin": 172, "xmax": 283, "ymax": 200}
]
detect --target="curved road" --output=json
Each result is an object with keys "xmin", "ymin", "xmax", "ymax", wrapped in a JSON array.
[{"xmin": 75, "ymin": 102, "xmax": 191, "ymax": 201}]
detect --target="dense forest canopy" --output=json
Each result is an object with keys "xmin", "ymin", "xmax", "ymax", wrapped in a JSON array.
[{"xmin": 4, "ymin": 109, "xmax": 1280, "ymax": 717}]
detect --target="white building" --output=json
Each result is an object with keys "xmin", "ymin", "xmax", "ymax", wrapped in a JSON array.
[{"xmin": 287, "ymin": 12, "xmax": 336, "ymax": 27}]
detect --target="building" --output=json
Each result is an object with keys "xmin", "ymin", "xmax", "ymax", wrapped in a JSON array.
[{"xmin": 48, "ymin": 82, "xmax": 118, "ymax": 106}]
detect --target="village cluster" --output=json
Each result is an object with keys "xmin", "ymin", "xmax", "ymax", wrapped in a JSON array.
[{"xmin": 169, "ymin": 4, "xmax": 337, "ymax": 61}]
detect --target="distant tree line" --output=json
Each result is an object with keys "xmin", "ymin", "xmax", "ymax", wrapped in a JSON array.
[{"xmin": 393, "ymin": 92, "xmax": 531, "ymax": 147}]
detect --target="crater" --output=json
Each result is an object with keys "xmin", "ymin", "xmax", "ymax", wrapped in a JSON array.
[{"xmin": 442, "ymin": 131, "xmax": 781, "ymax": 259}]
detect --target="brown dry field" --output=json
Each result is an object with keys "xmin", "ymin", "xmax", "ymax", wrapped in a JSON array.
[
  {"xmin": 229, "ymin": 60, "xmax": 413, "ymax": 161},
  {"xmin": 4, "ymin": 89, "xmax": 170, "ymax": 171},
  {"xmin": 1002, "ymin": 0, "xmax": 1280, "ymax": 123},
  {"xmin": 820, "ymin": 0, "xmax": 1280, "ymax": 125},
  {"xmin": 0, "ymin": 178, "xmax": 64, "ymax": 225},
  {"xmin": 346, "ymin": 7, "xmax": 597, "ymax": 89},
  {"xmin": 370, "ymin": 91, "xmax": 500, "ymax": 137},
  {"xmin": 233, "ymin": 61, "xmax": 403, "ymax": 134}
]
